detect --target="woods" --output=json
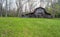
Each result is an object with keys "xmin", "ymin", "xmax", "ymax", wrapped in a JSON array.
[{"xmin": 0, "ymin": 0, "xmax": 60, "ymax": 18}]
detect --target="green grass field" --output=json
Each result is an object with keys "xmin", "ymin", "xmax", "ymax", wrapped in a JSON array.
[{"xmin": 0, "ymin": 17, "xmax": 60, "ymax": 37}]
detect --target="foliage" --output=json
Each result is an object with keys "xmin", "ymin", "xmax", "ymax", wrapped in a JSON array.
[
  {"xmin": 54, "ymin": 4, "xmax": 60, "ymax": 17},
  {"xmin": 46, "ymin": 3, "xmax": 60, "ymax": 18}
]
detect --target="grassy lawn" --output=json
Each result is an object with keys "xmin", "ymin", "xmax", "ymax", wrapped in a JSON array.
[{"xmin": 0, "ymin": 17, "xmax": 60, "ymax": 37}]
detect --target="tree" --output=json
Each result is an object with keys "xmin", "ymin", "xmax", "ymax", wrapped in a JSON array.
[
  {"xmin": 5, "ymin": 0, "xmax": 8, "ymax": 17},
  {"xmin": 51, "ymin": 0, "xmax": 58, "ymax": 18},
  {"xmin": 16, "ymin": 0, "xmax": 23, "ymax": 17},
  {"xmin": 0, "ymin": 0, "xmax": 3, "ymax": 17},
  {"xmin": 54, "ymin": 3, "xmax": 60, "ymax": 17}
]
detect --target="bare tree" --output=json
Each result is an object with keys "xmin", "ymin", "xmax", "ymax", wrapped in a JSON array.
[
  {"xmin": 5, "ymin": 0, "xmax": 8, "ymax": 17},
  {"xmin": 27, "ymin": 0, "xmax": 35, "ymax": 13},
  {"xmin": 40, "ymin": 0, "xmax": 41, "ymax": 7},
  {"xmin": 16, "ymin": 0, "xmax": 23, "ymax": 17},
  {"xmin": 0, "ymin": 0, "xmax": 3, "ymax": 17}
]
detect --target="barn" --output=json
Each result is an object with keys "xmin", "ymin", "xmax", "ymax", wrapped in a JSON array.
[{"xmin": 22, "ymin": 7, "xmax": 52, "ymax": 18}]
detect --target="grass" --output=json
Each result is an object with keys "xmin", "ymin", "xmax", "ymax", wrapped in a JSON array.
[{"xmin": 0, "ymin": 17, "xmax": 60, "ymax": 37}]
